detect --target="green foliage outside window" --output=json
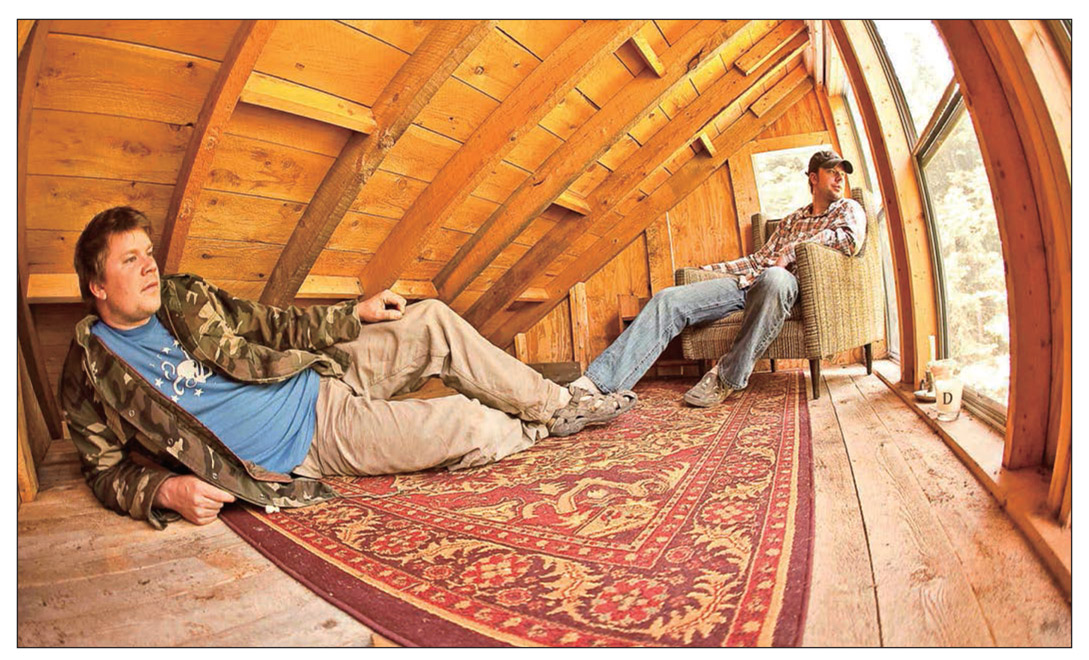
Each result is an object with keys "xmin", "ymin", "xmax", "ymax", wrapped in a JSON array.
[{"xmin": 922, "ymin": 110, "xmax": 1010, "ymax": 407}]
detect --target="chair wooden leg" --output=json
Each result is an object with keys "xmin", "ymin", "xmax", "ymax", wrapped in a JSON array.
[
  {"xmin": 864, "ymin": 343, "xmax": 873, "ymax": 375},
  {"xmin": 770, "ymin": 359, "xmax": 777, "ymax": 373},
  {"xmin": 809, "ymin": 359, "xmax": 821, "ymax": 399}
]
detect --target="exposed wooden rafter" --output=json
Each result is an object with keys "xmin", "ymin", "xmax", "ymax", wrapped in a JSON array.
[
  {"xmin": 159, "ymin": 20, "xmax": 277, "ymax": 273},
  {"xmin": 489, "ymin": 74, "xmax": 814, "ymax": 347},
  {"xmin": 357, "ymin": 20, "xmax": 646, "ymax": 296},
  {"xmin": 735, "ymin": 20, "xmax": 807, "ymax": 75},
  {"xmin": 259, "ymin": 20, "xmax": 495, "ymax": 306},
  {"xmin": 466, "ymin": 32, "xmax": 809, "ymax": 332},
  {"xmin": 434, "ymin": 20, "xmax": 763, "ymax": 304}
]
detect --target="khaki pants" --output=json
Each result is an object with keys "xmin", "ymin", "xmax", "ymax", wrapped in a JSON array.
[{"xmin": 293, "ymin": 299, "xmax": 569, "ymax": 477}]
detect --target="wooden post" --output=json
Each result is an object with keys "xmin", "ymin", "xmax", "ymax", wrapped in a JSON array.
[
  {"xmin": 569, "ymin": 283, "xmax": 590, "ymax": 372},
  {"xmin": 728, "ymin": 145, "xmax": 759, "ymax": 255},
  {"xmin": 18, "ymin": 372, "xmax": 40, "ymax": 505},
  {"xmin": 644, "ymin": 213, "xmax": 675, "ymax": 295},
  {"xmin": 513, "ymin": 333, "xmax": 529, "ymax": 363}
]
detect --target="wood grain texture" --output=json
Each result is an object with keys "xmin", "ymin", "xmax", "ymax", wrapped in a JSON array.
[
  {"xmin": 49, "ymin": 20, "xmax": 243, "ymax": 60},
  {"xmin": 159, "ymin": 20, "xmax": 277, "ymax": 273},
  {"xmin": 489, "ymin": 74, "xmax": 814, "ymax": 346},
  {"xmin": 853, "ymin": 370, "xmax": 1070, "ymax": 644},
  {"xmin": 466, "ymin": 27, "xmax": 803, "ymax": 332},
  {"xmin": 19, "ymin": 19, "xmax": 51, "ymax": 295},
  {"xmin": 259, "ymin": 20, "xmax": 494, "ymax": 305},
  {"xmin": 239, "ymin": 72, "xmax": 377, "ymax": 134},
  {"xmin": 437, "ymin": 20, "xmax": 760, "ymax": 304},
  {"xmin": 800, "ymin": 374, "xmax": 880, "ymax": 646},
  {"xmin": 935, "ymin": 21, "xmax": 1051, "ymax": 472},
  {"xmin": 359, "ymin": 21, "xmax": 644, "ymax": 294},
  {"xmin": 823, "ymin": 365, "xmax": 994, "ymax": 646},
  {"xmin": 35, "ymin": 33, "xmax": 218, "ymax": 125}
]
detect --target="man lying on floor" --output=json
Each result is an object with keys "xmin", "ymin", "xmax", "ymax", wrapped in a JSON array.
[{"xmin": 59, "ymin": 207, "xmax": 637, "ymax": 528}]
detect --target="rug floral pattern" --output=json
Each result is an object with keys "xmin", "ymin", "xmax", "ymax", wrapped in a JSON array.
[{"xmin": 222, "ymin": 373, "xmax": 813, "ymax": 647}]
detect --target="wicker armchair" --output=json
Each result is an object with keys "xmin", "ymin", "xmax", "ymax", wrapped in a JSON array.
[{"xmin": 676, "ymin": 187, "xmax": 885, "ymax": 399}]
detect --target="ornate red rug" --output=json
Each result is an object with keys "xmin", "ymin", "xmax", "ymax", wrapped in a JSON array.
[{"xmin": 220, "ymin": 372, "xmax": 814, "ymax": 647}]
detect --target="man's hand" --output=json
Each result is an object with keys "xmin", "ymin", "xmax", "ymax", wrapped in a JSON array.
[
  {"xmin": 154, "ymin": 475, "xmax": 236, "ymax": 525},
  {"xmin": 764, "ymin": 253, "xmax": 792, "ymax": 269},
  {"xmin": 355, "ymin": 289, "xmax": 407, "ymax": 323}
]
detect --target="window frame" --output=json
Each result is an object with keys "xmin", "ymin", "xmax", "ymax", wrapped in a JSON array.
[{"xmin": 866, "ymin": 19, "xmax": 1009, "ymax": 429}]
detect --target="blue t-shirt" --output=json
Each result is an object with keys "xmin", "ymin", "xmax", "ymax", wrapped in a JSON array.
[{"xmin": 92, "ymin": 316, "xmax": 320, "ymax": 474}]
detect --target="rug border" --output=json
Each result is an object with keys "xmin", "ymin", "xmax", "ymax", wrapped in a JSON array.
[
  {"xmin": 219, "ymin": 505, "xmax": 508, "ymax": 648},
  {"xmin": 772, "ymin": 371, "xmax": 816, "ymax": 647}
]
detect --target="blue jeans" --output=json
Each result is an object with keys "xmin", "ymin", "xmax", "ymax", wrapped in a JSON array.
[{"xmin": 584, "ymin": 267, "xmax": 798, "ymax": 392}]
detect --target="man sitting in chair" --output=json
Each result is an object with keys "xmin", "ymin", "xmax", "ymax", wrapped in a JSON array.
[
  {"xmin": 567, "ymin": 150, "xmax": 866, "ymax": 407},
  {"xmin": 60, "ymin": 207, "xmax": 636, "ymax": 528}
]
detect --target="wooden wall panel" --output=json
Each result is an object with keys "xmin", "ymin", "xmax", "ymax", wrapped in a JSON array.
[
  {"xmin": 758, "ymin": 89, "xmax": 827, "ymax": 139},
  {"xmin": 205, "ymin": 134, "xmax": 334, "ymax": 202},
  {"xmin": 35, "ymin": 34, "xmax": 218, "ymax": 125},
  {"xmin": 255, "ymin": 20, "xmax": 408, "ymax": 108},
  {"xmin": 584, "ymin": 236, "xmax": 651, "ymax": 360},
  {"xmin": 523, "ymin": 299, "xmax": 573, "ymax": 364},
  {"xmin": 667, "ymin": 167, "xmax": 742, "ymax": 270},
  {"xmin": 50, "ymin": 19, "xmax": 242, "ymax": 59},
  {"xmin": 31, "ymin": 304, "xmax": 87, "ymax": 389},
  {"xmin": 28, "ymin": 110, "xmax": 190, "ymax": 184},
  {"xmin": 342, "ymin": 19, "xmax": 436, "ymax": 54},
  {"xmin": 25, "ymin": 176, "xmax": 171, "ymax": 235}
]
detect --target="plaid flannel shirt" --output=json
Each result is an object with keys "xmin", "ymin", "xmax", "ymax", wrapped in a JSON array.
[{"xmin": 701, "ymin": 197, "xmax": 866, "ymax": 288}]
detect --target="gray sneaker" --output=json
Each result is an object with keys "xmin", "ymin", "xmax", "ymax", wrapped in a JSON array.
[{"xmin": 683, "ymin": 370, "xmax": 734, "ymax": 408}]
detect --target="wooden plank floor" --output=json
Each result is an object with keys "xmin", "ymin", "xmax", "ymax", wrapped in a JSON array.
[{"xmin": 17, "ymin": 364, "xmax": 1070, "ymax": 647}]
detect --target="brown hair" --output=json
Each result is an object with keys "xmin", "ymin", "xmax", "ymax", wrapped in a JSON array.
[{"xmin": 73, "ymin": 207, "xmax": 153, "ymax": 310}]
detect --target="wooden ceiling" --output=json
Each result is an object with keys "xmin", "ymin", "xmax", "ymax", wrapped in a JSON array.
[{"xmin": 20, "ymin": 19, "xmax": 815, "ymax": 346}]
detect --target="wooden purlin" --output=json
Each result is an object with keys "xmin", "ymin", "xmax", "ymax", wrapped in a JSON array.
[
  {"xmin": 259, "ymin": 20, "xmax": 494, "ymax": 306},
  {"xmin": 466, "ymin": 33, "xmax": 808, "ymax": 332},
  {"xmin": 489, "ymin": 75, "xmax": 814, "ymax": 348},
  {"xmin": 434, "ymin": 20, "xmax": 764, "ymax": 303},
  {"xmin": 357, "ymin": 20, "xmax": 646, "ymax": 296},
  {"xmin": 159, "ymin": 20, "xmax": 277, "ymax": 274}
]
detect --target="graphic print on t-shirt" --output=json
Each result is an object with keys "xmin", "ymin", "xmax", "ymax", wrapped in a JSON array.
[{"xmin": 151, "ymin": 339, "xmax": 212, "ymax": 401}]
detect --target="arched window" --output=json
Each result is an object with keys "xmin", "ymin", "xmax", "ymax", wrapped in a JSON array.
[{"xmin": 870, "ymin": 19, "xmax": 1010, "ymax": 427}]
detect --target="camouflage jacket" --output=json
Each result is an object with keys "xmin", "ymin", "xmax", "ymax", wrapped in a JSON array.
[{"xmin": 59, "ymin": 274, "xmax": 363, "ymax": 529}]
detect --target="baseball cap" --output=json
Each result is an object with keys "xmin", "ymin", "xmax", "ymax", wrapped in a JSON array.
[{"xmin": 807, "ymin": 150, "xmax": 854, "ymax": 175}]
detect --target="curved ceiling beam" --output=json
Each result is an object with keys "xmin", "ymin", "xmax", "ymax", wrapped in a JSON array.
[
  {"xmin": 158, "ymin": 20, "xmax": 277, "ymax": 273},
  {"xmin": 17, "ymin": 19, "xmax": 64, "ymax": 440},
  {"xmin": 434, "ymin": 19, "xmax": 768, "ymax": 303},
  {"xmin": 488, "ymin": 73, "xmax": 814, "ymax": 347},
  {"xmin": 357, "ymin": 20, "xmax": 646, "ymax": 296},
  {"xmin": 465, "ymin": 31, "xmax": 808, "ymax": 331},
  {"xmin": 259, "ymin": 20, "xmax": 495, "ymax": 307}
]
